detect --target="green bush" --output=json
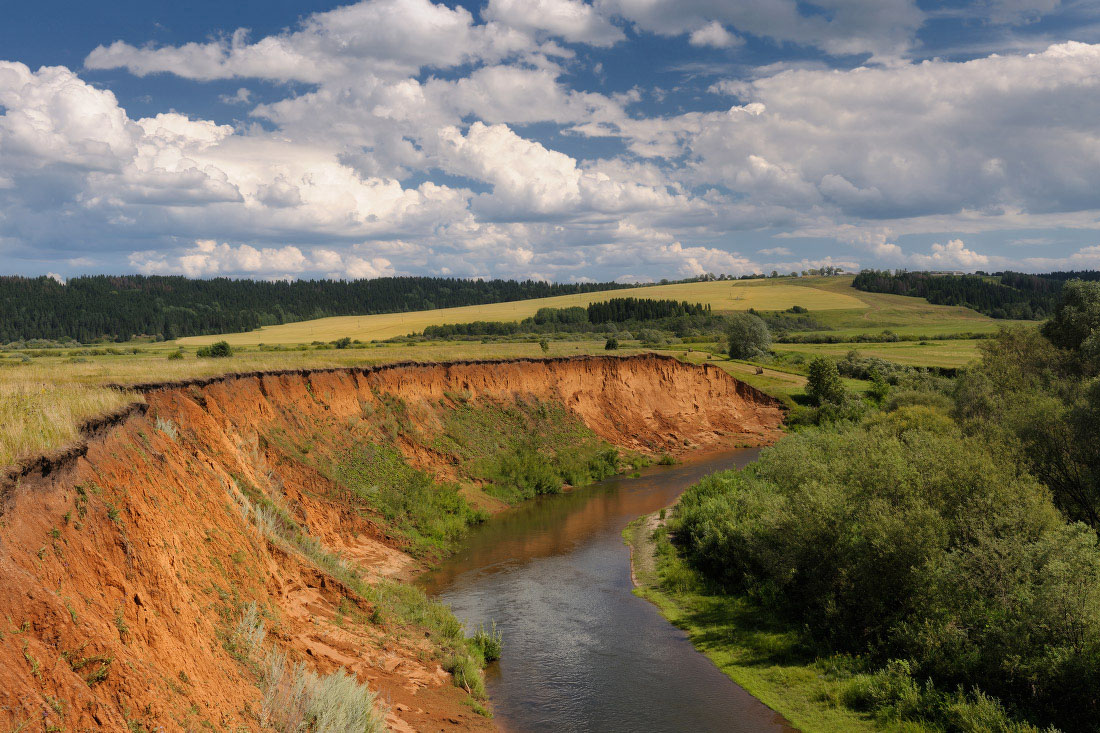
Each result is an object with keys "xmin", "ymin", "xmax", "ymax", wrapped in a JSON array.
[
  {"xmin": 472, "ymin": 623, "xmax": 503, "ymax": 663},
  {"xmin": 672, "ymin": 417, "xmax": 1100, "ymax": 731},
  {"xmin": 444, "ymin": 654, "xmax": 486, "ymax": 699},
  {"xmin": 196, "ymin": 340, "xmax": 233, "ymax": 358}
]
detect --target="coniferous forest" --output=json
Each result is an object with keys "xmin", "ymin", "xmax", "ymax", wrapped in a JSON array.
[
  {"xmin": 0, "ymin": 275, "xmax": 631, "ymax": 343},
  {"xmin": 853, "ymin": 269, "xmax": 1100, "ymax": 320}
]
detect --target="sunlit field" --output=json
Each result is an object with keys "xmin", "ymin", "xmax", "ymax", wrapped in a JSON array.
[
  {"xmin": 179, "ymin": 276, "xmax": 1027, "ymax": 346},
  {"xmin": 178, "ymin": 278, "xmax": 868, "ymax": 346}
]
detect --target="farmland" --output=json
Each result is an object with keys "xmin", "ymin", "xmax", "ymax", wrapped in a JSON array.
[{"xmin": 180, "ymin": 276, "xmax": 1030, "ymax": 347}]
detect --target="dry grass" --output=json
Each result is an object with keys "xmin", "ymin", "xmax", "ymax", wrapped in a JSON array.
[
  {"xmin": 0, "ymin": 374, "xmax": 138, "ymax": 467},
  {"xmin": 0, "ymin": 340, "xmax": 628, "ymax": 469},
  {"xmin": 178, "ymin": 278, "xmax": 868, "ymax": 346}
]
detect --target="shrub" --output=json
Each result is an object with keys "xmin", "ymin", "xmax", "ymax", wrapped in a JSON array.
[
  {"xmin": 604, "ymin": 337, "xmax": 619, "ymax": 350},
  {"xmin": 671, "ymin": 420, "xmax": 1100, "ymax": 731},
  {"xmin": 472, "ymin": 623, "xmax": 503, "ymax": 663},
  {"xmin": 196, "ymin": 340, "xmax": 233, "ymax": 358},
  {"xmin": 444, "ymin": 654, "xmax": 486, "ymax": 698}
]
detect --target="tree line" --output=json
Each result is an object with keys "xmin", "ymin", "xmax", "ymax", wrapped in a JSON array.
[
  {"xmin": 0, "ymin": 275, "xmax": 634, "ymax": 343},
  {"xmin": 420, "ymin": 298, "xmax": 713, "ymax": 339},
  {"xmin": 852, "ymin": 269, "xmax": 1100, "ymax": 320}
]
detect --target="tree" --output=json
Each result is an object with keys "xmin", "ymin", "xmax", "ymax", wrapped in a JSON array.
[
  {"xmin": 807, "ymin": 357, "xmax": 845, "ymax": 405},
  {"xmin": 725, "ymin": 313, "xmax": 771, "ymax": 359},
  {"xmin": 539, "ymin": 338, "xmax": 549, "ymax": 353},
  {"xmin": 604, "ymin": 337, "xmax": 619, "ymax": 350},
  {"xmin": 1042, "ymin": 278, "xmax": 1100, "ymax": 365}
]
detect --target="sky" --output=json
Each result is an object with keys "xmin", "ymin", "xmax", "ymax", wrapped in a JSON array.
[{"xmin": 3, "ymin": 1, "xmax": 1100, "ymax": 282}]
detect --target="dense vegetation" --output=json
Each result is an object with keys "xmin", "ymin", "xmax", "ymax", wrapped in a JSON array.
[
  {"xmin": 420, "ymin": 298, "xmax": 716, "ymax": 340},
  {"xmin": 667, "ymin": 279, "xmax": 1100, "ymax": 731},
  {"xmin": 0, "ymin": 274, "xmax": 631, "ymax": 342},
  {"xmin": 853, "ymin": 269, "xmax": 1100, "ymax": 320}
]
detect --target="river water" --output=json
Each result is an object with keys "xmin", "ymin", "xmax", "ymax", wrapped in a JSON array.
[{"xmin": 420, "ymin": 449, "xmax": 795, "ymax": 733}]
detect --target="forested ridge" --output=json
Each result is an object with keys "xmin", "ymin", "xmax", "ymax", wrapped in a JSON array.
[
  {"xmin": 853, "ymin": 269, "xmax": 1100, "ymax": 319},
  {"xmin": 0, "ymin": 275, "xmax": 631, "ymax": 342}
]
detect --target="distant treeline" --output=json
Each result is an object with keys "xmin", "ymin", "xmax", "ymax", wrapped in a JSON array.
[
  {"xmin": 421, "ymin": 298, "xmax": 713, "ymax": 339},
  {"xmin": 0, "ymin": 275, "xmax": 633, "ymax": 343},
  {"xmin": 852, "ymin": 269, "xmax": 1100, "ymax": 320}
]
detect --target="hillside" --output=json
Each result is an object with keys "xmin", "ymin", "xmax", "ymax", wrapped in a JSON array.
[{"xmin": 180, "ymin": 276, "xmax": 1021, "ymax": 346}]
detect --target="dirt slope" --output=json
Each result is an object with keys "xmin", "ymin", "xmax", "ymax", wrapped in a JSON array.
[{"xmin": 0, "ymin": 355, "xmax": 783, "ymax": 731}]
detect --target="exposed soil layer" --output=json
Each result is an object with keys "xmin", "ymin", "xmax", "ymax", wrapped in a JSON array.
[{"xmin": 0, "ymin": 355, "xmax": 783, "ymax": 731}]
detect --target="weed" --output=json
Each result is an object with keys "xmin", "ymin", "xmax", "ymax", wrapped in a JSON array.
[
  {"xmin": 155, "ymin": 416, "xmax": 178, "ymax": 441},
  {"xmin": 114, "ymin": 607, "xmax": 129, "ymax": 639},
  {"xmin": 21, "ymin": 641, "xmax": 40, "ymax": 679},
  {"xmin": 471, "ymin": 622, "xmax": 503, "ymax": 663},
  {"xmin": 106, "ymin": 503, "xmax": 120, "ymax": 523},
  {"xmin": 443, "ymin": 654, "xmax": 486, "ymax": 699}
]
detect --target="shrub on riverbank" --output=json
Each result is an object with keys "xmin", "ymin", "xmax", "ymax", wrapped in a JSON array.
[{"xmin": 670, "ymin": 413, "xmax": 1100, "ymax": 731}]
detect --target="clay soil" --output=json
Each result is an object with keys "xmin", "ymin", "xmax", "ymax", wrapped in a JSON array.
[{"xmin": 0, "ymin": 354, "xmax": 783, "ymax": 731}]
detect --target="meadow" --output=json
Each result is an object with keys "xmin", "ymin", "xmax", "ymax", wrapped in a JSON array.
[{"xmin": 0, "ymin": 340, "xmax": 639, "ymax": 468}]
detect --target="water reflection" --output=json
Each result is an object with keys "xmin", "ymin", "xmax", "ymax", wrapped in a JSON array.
[{"xmin": 423, "ymin": 449, "xmax": 797, "ymax": 733}]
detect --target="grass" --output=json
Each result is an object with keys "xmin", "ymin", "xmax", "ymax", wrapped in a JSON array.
[
  {"xmin": 623, "ymin": 514, "xmax": 880, "ymax": 733},
  {"xmin": 0, "ymin": 339, "xmax": 633, "ymax": 469},
  {"xmin": 232, "ymin": 603, "xmax": 388, "ymax": 733},
  {"xmin": 771, "ymin": 339, "xmax": 986, "ymax": 369},
  {"xmin": 0, "ymin": 373, "xmax": 136, "ymax": 467},
  {"xmin": 178, "ymin": 278, "xmax": 869, "ymax": 346}
]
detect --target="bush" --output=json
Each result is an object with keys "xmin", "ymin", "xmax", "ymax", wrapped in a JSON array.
[
  {"xmin": 605, "ymin": 337, "xmax": 619, "ymax": 350},
  {"xmin": 444, "ymin": 654, "xmax": 486, "ymax": 698},
  {"xmin": 471, "ymin": 623, "xmax": 503, "ymax": 663},
  {"xmin": 671, "ymin": 420, "xmax": 1100, "ymax": 731},
  {"xmin": 725, "ymin": 313, "xmax": 771, "ymax": 359},
  {"xmin": 196, "ymin": 340, "xmax": 233, "ymax": 358}
]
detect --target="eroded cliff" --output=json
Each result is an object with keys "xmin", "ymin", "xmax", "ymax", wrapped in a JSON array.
[{"xmin": 0, "ymin": 355, "xmax": 783, "ymax": 731}]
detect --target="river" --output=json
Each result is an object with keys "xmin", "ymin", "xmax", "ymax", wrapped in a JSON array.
[{"xmin": 420, "ymin": 449, "xmax": 795, "ymax": 733}]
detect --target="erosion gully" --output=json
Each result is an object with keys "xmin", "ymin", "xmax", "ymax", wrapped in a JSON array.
[{"xmin": 420, "ymin": 449, "xmax": 796, "ymax": 733}]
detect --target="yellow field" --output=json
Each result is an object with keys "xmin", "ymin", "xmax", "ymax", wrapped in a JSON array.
[{"xmin": 179, "ymin": 279, "xmax": 868, "ymax": 346}]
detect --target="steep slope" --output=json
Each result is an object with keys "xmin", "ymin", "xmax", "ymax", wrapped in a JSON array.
[{"xmin": 0, "ymin": 355, "xmax": 783, "ymax": 731}]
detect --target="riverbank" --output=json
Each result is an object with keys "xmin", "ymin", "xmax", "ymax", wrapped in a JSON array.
[
  {"xmin": 0, "ymin": 355, "xmax": 784, "ymax": 730},
  {"xmin": 623, "ymin": 510, "xmax": 878, "ymax": 733}
]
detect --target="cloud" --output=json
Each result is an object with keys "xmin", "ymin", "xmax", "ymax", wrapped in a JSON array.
[
  {"xmin": 4, "ymin": 1, "xmax": 1100, "ymax": 280},
  {"xmin": 483, "ymin": 0, "xmax": 624, "ymax": 46},
  {"xmin": 598, "ymin": 0, "xmax": 924, "ymax": 60},
  {"xmin": 86, "ymin": 0, "xmax": 533, "ymax": 82},
  {"xmin": 909, "ymin": 239, "xmax": 991, "ymax": 269},
  {"xmin": 689, "ymin": 22, "xmax": 742, "ymax": 48}
]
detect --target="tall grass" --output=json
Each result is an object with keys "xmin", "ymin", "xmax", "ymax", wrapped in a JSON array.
[
  {"xmin": 233, "ymin": 603, "xmax": 387, "ymax": 733},
  {"xmin": 0, "ymin": 339, "xmax": 620, "ymax": 469},
  {"xmin": 0, "ymin": 374, "xmax": 137, "ymax": 467}
]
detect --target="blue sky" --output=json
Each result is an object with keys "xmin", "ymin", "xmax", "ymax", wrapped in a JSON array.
[{"xmin": 3, "ymin": 0, "xmax": 1100, "ymax": 281}]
